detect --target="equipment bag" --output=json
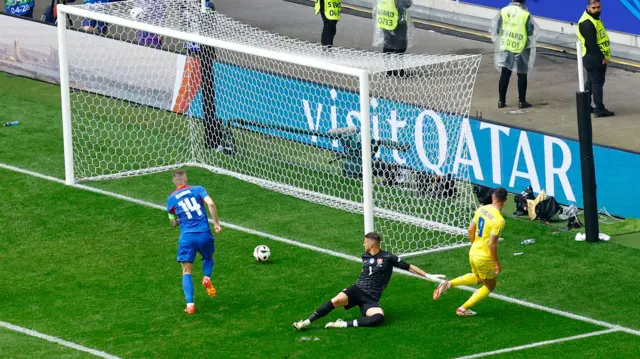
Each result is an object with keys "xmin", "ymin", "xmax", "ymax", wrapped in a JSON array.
[
  {"xmin": 473, "ymin": 185, "xmax": 494, "ymax": 205},
  {"xmin": 513, "ymin": 186, "xmax": 535, "ymax": 216},
  {"xmin": 535, "ymin": 196, "xmax": 562, "ymax": 220}
]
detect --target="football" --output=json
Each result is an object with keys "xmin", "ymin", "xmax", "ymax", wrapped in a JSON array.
[{"xmin": 253, "ymin": 245, "xmax": 271, "ymax": 262}]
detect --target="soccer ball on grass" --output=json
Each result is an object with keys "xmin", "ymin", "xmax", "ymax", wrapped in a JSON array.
[{"xmin": 253, "ymin": 245, "xmax": 271, "ymax": 262}]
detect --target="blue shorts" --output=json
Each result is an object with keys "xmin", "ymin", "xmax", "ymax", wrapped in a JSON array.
[
  {"xmin": 177, "ymin": 232, "xmax": 215, "ymax": 263},
  {"xmin": 82, "ymin": 19, "xmax": 108, "ymax": 34}
]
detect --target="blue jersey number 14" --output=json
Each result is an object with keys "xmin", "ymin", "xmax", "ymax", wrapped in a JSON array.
[{"xmin": 178, "ymin": 197, "xmax": 203, "ymax": 219}]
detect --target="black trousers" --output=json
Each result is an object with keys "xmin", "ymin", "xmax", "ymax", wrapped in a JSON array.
[
  {"xmin": 320, "ymin": 12, "xmax": 338, "ymax": 47},
  {"xmin": 499, "ymin": 67, "xmax": 527, "ymax": 103},
  {"xmin": 382, "ymin": 27, "xmax": 408, "ymax": 77},
  {"xmin": 382, "ymin": 25, "xmax": 408, "ymax": 54},
  {"xmin": 383, "ymin": 47, "xmax": 407, "ymax": 77},
  {"xmin": 585, "ymin": 64, "xmax": 607, "ymax": 110},
  {"xmin": 382, "ymin": 46, "xmax": 407, "ymax": 54}
]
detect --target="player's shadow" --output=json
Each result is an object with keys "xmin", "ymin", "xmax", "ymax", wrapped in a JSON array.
[
  {"xmin": 380, "ymin": 312, "xmax": 397, "ymax": 325},
  {"xmin": 254, "ymin": 259, "xmax": 277, "ymax": 265}
]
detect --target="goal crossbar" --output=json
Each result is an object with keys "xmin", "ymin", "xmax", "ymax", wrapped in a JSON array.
[{"xmin": 56, "ymin": 4, "xmax": 364, "ymax": 77}]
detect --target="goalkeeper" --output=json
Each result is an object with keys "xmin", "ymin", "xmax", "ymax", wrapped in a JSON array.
[{"xmin": 293, "ymin": 232, "xmax": 444, "ymax": 330}]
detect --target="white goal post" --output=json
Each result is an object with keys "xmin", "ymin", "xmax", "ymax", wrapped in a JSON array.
[{"xmin": 56, "ymin": 0, "xmax": 482, "ymax": 256}]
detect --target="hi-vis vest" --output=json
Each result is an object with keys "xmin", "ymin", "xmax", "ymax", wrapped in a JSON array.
[
  {"xmin": 499, "ymin": 5, "xmax": 530, "ymax": 54},
  {"xmin": 315, "ymin": 0, "xmax": 341, "ymax": 21},
  {"xmin": 577, "ymin": 11, "xmax": 611, "ymax": 60},
  {"xmin": 376, "ymin": 0, "xmax": 399, "ymax": 30}
]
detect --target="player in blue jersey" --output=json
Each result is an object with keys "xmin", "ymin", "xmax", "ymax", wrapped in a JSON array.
[{"xmin": 167, "ymin": 170, "xmax": 221, "ymax": 314}]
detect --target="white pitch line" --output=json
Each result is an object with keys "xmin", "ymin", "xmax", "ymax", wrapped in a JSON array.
[
  {"xmin": 452, "ymin": 328, "xmax": 620, "ymax": 359},
  {"xmin": 2, "ymin": 163, "xmax": 640, "ymax": 340},
  {"xmin": 0, "ymin": 321, "xmax": 123, "ymax": 359},
  {"xmin": 0, "ymin": 164, "xmax": 66, "ymax": 184}
]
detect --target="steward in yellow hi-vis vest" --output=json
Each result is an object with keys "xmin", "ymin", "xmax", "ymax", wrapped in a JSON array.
[
  {"xmin": 578, "ymin": 12, "xmax": 610, "ymax": 60},
  {"xmin": 315, "ymin": 0, "xmax": 341, "ymax": 48},
  {"xmin": 491, "ymin": 0, "xmax": 537, "ymax": 109},
  {"xmin": 577, "ymin": 0, "xmax": 614, "ymax": 117},
  {"xmin": 499, "ymin": 4, "xmax": 529, "ymax": 54},
  {"xmin": 373, "ymin": 0, "xmax": 414, "ymax": 76}
]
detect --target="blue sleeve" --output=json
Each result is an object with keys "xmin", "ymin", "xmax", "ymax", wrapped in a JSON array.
[{"xmin": 197, "ymin": 186, "xmax": 210, "ymax": 200}]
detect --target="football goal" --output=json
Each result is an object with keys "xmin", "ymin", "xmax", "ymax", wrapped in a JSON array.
[{"xmin": 56, "ymin": 0, "xmax": 482, "ymax": 257}]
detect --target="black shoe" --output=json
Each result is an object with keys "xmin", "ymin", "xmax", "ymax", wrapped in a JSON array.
[
  {"xmin": 518, "ymin": 101, "xmax": 533, "ymax": 109},
  {"xmin": 498, "ymin": 101, "xmax": 506, "ymax": 109},
  {"xmin": 594, "ymin": 109, "xmax": 615, "ymax": 117},
  {"xmin": 590, "ymin": 106, "xmax": 595, "ymax": 114}
]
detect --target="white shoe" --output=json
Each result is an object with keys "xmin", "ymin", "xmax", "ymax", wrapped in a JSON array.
[
  {"xmin": 325, "ymin": 319, "xmax": 348, "ymax": 328},
  {"xmin": 293, "ymin": 319, "xmax": 310, "ymax": 331},
  {"xmin": 433, "ymin": 280, "xmax": 450, "ymax": 300},
  {"xmin": 456, "ymin": 307, "xmax": 477, "ymax": 316}
]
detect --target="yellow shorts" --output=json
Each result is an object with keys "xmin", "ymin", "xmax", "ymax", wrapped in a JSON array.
[{"xmin": 469, "ymin": 255, "xmax": 497, "ymax": 280}]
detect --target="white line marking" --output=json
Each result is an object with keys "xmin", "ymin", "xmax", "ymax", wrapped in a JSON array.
[
  {"xmin": 452, "ymin": 328, "xmax": 620, "ymax": 359},
  {"xmin": 0, "ymin": 164, "xmax": 66, "ymax": 184},
  {"xmin": 398, "ymin": 269, "xmax": 640, "ymax": 335},
  {"xmin": 2, "ymin": 163, "xmax": 640, "ymax": 340},
  {"xmin": 0, "ymin": 321, "xmax": 123, "ymax": 359},
  {"xmin": 398, "ymin": 238, "xmax": 504, "ymax": 259}
]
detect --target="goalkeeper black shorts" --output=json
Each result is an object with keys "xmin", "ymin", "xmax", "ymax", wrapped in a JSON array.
[{"xmin": 342, "ymin": 285, "xmax": 381, "ymax": 316}]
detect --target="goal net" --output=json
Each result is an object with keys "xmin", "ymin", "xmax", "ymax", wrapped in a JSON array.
[{"xmin": 57, "ymin": 0, "xmax": 482, "ymax": 256}]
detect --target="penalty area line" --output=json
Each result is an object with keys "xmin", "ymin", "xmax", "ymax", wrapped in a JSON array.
[
  {"xmin": 2, "ymin": 163, "xmax": 640, "ymax": 340},
  {"xmin": 452, "ymin": 328, "xmax": 620, "ymax": 359}
]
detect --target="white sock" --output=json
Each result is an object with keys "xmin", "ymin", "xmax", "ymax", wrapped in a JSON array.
[{"xmin": 352, "ymin": 320, "xmax": 358, "ymax": 327}]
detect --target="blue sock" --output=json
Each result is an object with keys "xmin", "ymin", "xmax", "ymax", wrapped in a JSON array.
[
  {"xmin": 182, "ymin": 274, "xmax": 194, "ymax": 304},
  {"xmin": 203, "ymin": 258, "xmax": 214, "ymax": 278}
]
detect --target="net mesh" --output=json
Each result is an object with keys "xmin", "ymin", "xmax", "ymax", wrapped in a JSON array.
[{"xmin": 62, "ymin": 0, "xmax": 482, "ymax": 255}]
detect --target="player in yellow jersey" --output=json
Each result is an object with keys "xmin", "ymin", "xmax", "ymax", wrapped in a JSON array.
[{"xmin": 432, "ymin": 188, "xmax": 507, "ymax": 316}]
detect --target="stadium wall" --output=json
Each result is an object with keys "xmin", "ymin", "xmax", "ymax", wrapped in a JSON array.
[
  {"xmin": 458, "ymin": 0, "xmax": 640, "ymax": 36},
  {"xmin": 2, "ymin": 14, "xmax": 639, "ymax": 219},
  {"xmin": 340, "ymin": 0, "xmax": 640, "ymax": 62}
]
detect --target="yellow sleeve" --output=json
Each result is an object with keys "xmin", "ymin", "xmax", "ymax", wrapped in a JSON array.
[
  {"xmin": 490, "ymin": 219, "xmax": 505, "ymax": 236},
  {"xmin": 472, "ymin": 209, "xmax": 480, "ymax": 225}
]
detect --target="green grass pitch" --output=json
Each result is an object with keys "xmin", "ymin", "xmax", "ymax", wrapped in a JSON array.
[{"xmin": 1, "ymin": 72, "xmax": 640, "ymax": 358}]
